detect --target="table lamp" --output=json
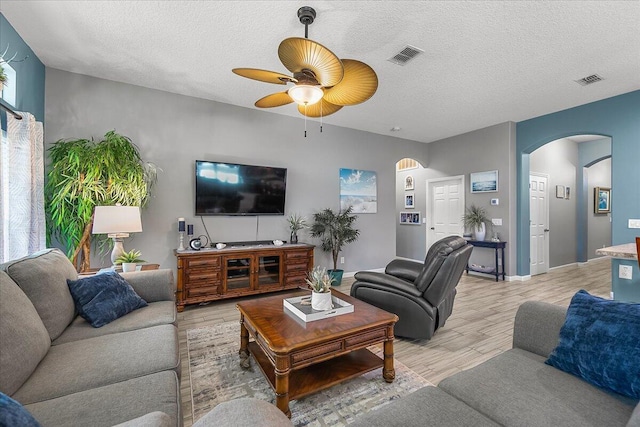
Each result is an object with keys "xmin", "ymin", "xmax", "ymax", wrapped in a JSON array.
[{"xmin": 92, "ymin": 205, "xmax": 143, "ymax": 265}]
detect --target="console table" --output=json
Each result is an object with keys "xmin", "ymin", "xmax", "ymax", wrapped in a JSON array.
[
  {"xmin": 465, "ymin": 240, "xmax": 506, "ymax": 281},
  {"xmin": 174, "ymin": 243, "xmax": 314, "ymax": 311}
]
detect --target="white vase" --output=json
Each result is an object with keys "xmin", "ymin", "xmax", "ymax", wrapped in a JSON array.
[
  {"xmin": 122, "ymin": 263, "xmax": 137, "ymax": 273},
  {"xmin": 311, "ymin": 291, "xmax": 333, "ymax": 311},
  {"xmin": 474, "ymin": 223, "xmax": 486, "ymax": 242}
]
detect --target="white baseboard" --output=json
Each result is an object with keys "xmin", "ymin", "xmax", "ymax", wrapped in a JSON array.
[{"xmin": 507, "ymin": 275, "xmax": 531, "ymax": 282}]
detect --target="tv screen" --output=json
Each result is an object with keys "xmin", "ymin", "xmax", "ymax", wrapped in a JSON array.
[{"xmin": 195, "ymin": 160, "xmax": 287, "ymax": 216}]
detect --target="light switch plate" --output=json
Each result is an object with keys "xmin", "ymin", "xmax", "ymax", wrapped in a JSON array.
[
  {"xmin": 491, "ymin": 218, "xmax": 502, "ymax": 226},
  {"xmin": 629, "ymin": 219, "xmax": 640, "ymax": 229},
  {"xmin": 619, "ymin": 265, "xmax": 633, "ymax": 280}
]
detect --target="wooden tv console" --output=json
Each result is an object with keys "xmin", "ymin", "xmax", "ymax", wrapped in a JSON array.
[{"xmin": 174, "ymin": 243, "xmax": 314, "ymax": 312}]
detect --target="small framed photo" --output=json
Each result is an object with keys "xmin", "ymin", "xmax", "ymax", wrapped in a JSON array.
[
  {"xmin": 556, "ymin": 185, "xmax": 565, "ymax": 198},
  {"xmin": 594, "ymin": 187, "xmax": 611, "ymax": 214},
  {"xmin": 400, "ymin": 211, "xmax": 421, "ymax": 225},
  {"xmin": 405, "ymin": 192, "xmax": 415, "ymax": 209},
  {"xmin": 470, "ymin": 170, "xmax": 498, "ymax": 193},
  {"xmin": 564, "ymin": 186, "xmax": 571, "ymax": 200},
  {"xmin": 404, "ymin": 175, "xmax": 414, "ymax": 191}
]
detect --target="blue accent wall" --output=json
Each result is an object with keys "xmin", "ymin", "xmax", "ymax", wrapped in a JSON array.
[
  {"xmin": 517, "ymin": 91, "xmax": 640, "ymax": 301},
  {"xmin": 0, "ymin": 14, "xmax": 45, "ymax": 128}
]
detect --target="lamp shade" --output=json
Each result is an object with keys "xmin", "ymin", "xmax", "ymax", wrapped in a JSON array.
[{"xmin": 92, "ymin": 206, "xmax": 142, "ymax": 235}]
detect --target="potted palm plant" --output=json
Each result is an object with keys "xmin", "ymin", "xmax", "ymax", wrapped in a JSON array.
[
  {"xmin": 310, "ymin": 206, "xmax": 359, "ymax": 285},
  {"xmin": 45, "ymin": 131, "xmax": 158, "ymax": 272},
  {"xmin": 462, "ymin": 204, "xmax": 489, "ymax": 241},
  {"xmin": 115, "ymin": 249, "xmax": 146, "ymax": 273}
]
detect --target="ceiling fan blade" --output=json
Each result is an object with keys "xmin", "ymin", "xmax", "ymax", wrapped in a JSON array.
[
  {"xmin": 255, "ymin": 91, "xmax": 294, "ymax": 108},
  {"xmin": 297, "ymin": 98, "xmax": 343, "ymax": 117},
  {"xmin": 323, "ymin": 59, "xmax": 378, "ymax": 106},
  {"xmin": 278, "ymin": 38, "xmax": 343, "ymax": 87},
  {"xmin": 232, "ymin": 68, "xmax": 295, "ymax": 85}
]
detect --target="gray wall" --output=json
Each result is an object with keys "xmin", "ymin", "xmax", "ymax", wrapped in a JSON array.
[
  {"xmin": 396, "ymin": 164, "xmax": 426, "ymax": 260},
  {"xmin": 44, "ymin": 68, "xmax": 429, "ymax": 273},
  {"xmin": 587, "ymin": 158, "xmax": 611, "ymax": 259},
  {"xmin": 529, "ymin": 138, "xmax": 578, "ymax": 268},
  {"xmin": 395, "ymin": 122, "xmax": 517, "ymax": 276}
]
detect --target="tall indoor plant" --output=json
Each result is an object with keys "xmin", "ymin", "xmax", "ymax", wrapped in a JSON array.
[
  {"xmin": 462, "ymin": 204, "xmax": 489, "ymax": 241},
  {"xmin": 45, "ymin": 130, "xmax": 158, "ymax": 272},
  {"xmin": 310, "ymin": 206, "xmax": 359, "ymax": 285}
]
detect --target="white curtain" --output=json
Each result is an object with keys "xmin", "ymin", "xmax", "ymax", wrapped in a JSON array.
[{"xmin": 0, "ymin": 112, "xmax": 46, "ymax": 263}]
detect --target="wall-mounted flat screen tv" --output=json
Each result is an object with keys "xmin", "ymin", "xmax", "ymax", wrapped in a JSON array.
[{"xmin": 195, "ymin": 160, "xmax": 287, "ymax": 216}]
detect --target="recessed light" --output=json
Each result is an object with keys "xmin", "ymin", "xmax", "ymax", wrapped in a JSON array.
[{"xmin": 391, "ymin": 126, "xmax": 401, "ymax": 132}]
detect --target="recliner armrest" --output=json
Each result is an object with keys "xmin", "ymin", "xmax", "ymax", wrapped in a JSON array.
[
  {"xmin": 384, "ymin": 259, "xmax": 423, "ymax": 283},
  {"xmin": 353, "ymin": 271, "xmax": 423, "ymax": 298}
]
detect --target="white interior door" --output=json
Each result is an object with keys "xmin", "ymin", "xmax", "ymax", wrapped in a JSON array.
[
  {"xmin": 427, "ymin": 176, "xmax": 464, "ymax": 249},
  {"xmin": 530, "ymin": 173, "xmax": 549, "ymax": 275}
]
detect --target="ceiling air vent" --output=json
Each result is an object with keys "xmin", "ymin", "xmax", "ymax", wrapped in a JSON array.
[
  {"xmin": 388, "ymin": 45, "xmax": 424, "ymax": 66},
  {"xmin": 575, "ymin": 74, "xmax": 604, "ymax": 86}
]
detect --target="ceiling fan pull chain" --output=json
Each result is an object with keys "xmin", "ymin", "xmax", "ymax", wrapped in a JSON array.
[
  {"xmin": 320, "ymin": 102, "xmax": 323, "ymax": 133},
  {"xmin": 304, "ymin": 104, "xmax": 307, "ymax": 137}
]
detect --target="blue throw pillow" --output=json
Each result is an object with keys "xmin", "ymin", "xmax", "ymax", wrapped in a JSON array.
[
  {"xmin": 67, "ymin": 271, "xmax": 147, "ymax": 328},
  {"xmin": 0, "ymin": 392, "xmax": 41, "ymax": 427},
  {"xmin": 545, "ymin": 290, "xmax": 640, "ymax": 399}
]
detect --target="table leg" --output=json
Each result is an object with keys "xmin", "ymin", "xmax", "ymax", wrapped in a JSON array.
[
  {"xmin": 494, "ymin": 247, "xmax": 499, "ymax": 282},
  {"xmin": 501, "ymin": 246, "xmax": 506, "ymax": 281},
  {"xmin": 239, "ymin": 317, "xmax": 250, "ymax": 369},
  {"xmin": 275, "ymin": 358, "xmax": 291, "ymax": 418},
  {"xmin": 383, "ymin": 339, "xmax": 396, "ymax": 383}
]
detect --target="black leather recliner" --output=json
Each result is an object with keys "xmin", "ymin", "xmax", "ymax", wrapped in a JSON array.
[{"xmin": 350, "ymin": 236, "xmax": 473, "ymax": 340}]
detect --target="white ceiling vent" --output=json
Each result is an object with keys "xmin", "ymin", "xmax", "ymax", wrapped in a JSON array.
[
  {"xmin": 388, "ymin": 45, "xmax": 424, "ymax": 66},
  {"xmin": 574, "ymin": 74, "xmax": 604, "ymax": 86}
]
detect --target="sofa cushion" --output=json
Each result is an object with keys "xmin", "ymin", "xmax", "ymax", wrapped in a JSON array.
[
  {"xmin": 0, "ymin": 271, "xmax": 51, "ymax": 396},
  {"xmin": 52, "ymin": 301, "xmax": 177, "ymax": 345},
  {"xmin": 0, "ymin": 392, "xmax": 41, "ymax": 427},
  {"xmin": 111, "ymin": 411, "xmax": 174, "ymax": 427},
  {"xmin": 24, "ymin": 371, "xmax": 179, "ymax": 427},
  {"xmin": 1, "ymin": 249, "xmax": 77, "ymax": 340},
  {"xmin": 546, "ymin": 290, "xmax": 640, "ymax": 399},
  {"xmin": 13, "ymin": 324, "xmax": 180, "ymax": 405},
  {"xmin": 628, "ymin": 402, "xmax": 640, "ymax": 427},
  {"xmin": 193, "ymin": 398, "xmax": 292, "ymax": 427},
  {"xmin": 67, "ymin": 271, "xmax": 148, "ymax": 328},
  {"xmin": 439, "ymin": 348, "xmax": 636, "ymax": 427},
  {"xmin": 349, "ymin": 386, "xmax": 500, "ymax": 427}
]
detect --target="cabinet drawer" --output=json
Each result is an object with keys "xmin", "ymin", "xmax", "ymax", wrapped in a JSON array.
[
  {"xmin": 285, "ymin": 262, "xmax": 308, "ymax": 273},
  {"xmin": 185, "ymin": 271, "xmax": 221, "ymax": 282},
  {"xmin": 185, "ymin": 256, "xmax": 220, "ymax": 269},
  {"xmin": 186, "ymin": 285, "xmax": 219, "ymax": 298},
  {"xmin": 284, "ymin": 250, "xmax": 310, "ymax": 261},
  {"xmin": 285, "ymin": 273, "xmax": 307, "ymax": 287}
]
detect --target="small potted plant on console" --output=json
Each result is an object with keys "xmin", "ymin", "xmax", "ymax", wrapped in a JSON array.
[
  {"xmin": 287, "ymin": 213, "xmax": 308, "ymax": 244},
  {"xmin": 116, "ymin": 249, "xmax": 146, "ymax": 273},
  {"xmin": 305, "ymin": 266, "xmax": 334, "ymax": 311}
]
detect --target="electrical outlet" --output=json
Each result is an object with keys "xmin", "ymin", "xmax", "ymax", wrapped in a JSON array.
[
  {"xmin": 491, "ymin": 218, "xmax": 502, "ymax": 226},
  {"xmin": 619, "ymin": 265, "xmax": 633, "ymax": 280},
  {"xmin": 340, "ymin": 256, "xmax": 345, "ymax": 264},
  {"xmin": 628, "ymin": 219, "xmax": 640, "ymax": 229}
]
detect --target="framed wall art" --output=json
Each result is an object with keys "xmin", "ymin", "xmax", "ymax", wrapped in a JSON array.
[
  {"xmin": 340, "ymin": 168, "xmax": 377, "ymax": 214},
  {"xmin": 399, "ymin": 211, "xmax": 421, "ymax": 225},
  {"xmin": 405, "ymin": 192, "xmax": 415, "ymax": 209},
  {"xmin": 470, "ymin": 170, "xmax": 498, "ymax": 193},
  {"xmin": 404, "ymin": 175, "xmax": 414, "ymax": 190},
  {"xmin": 594, "ymin": 187, "xmax": 611, "ymax": 214}
]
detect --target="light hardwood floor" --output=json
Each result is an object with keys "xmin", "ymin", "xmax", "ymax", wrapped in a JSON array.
[{"xmin": 177, "ymin": 258, "xmax": 612, "ymax": 426}]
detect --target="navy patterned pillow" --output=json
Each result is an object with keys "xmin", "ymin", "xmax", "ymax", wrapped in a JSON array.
[
  {"xmin": 0, "ymin": 392, "xmax": 41, "ymax": 427},
  {"xmin": 67, "ymin": 271, "xmax": 147, "ymax": 328},
  {"xmin": 545, "ymin": 290, "xmax": 640, "ymax": 399}
]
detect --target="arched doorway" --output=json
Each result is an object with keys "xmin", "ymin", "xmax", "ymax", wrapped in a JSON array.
[{"xmin": 395, "ymin": 157, "xmax": 425, "ymax": 260}]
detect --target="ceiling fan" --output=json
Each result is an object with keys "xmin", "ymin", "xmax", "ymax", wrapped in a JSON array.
[{"xmin": 232, "ymin": 6, "xmax": 378, "ymax": 130}]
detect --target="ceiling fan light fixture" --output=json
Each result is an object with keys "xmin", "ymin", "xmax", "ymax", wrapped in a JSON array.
[{"xmin": 288, "ymin": 84, "xmax": 324, "ymax": 106}]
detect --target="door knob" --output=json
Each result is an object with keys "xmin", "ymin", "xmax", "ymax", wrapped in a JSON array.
[
  {"xmin": 544, "ymin": 229, "xmax": 550, "ymax": 232},
  {"xmin": 430, "ymin": 227, "xmax": 435, "ymax": 230}
]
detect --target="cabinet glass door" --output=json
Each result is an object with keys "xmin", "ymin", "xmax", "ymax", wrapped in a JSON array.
[
  {"xmin": 257, "ymin": 255, "xmax": 281, "ymax": 288},
  {"xmin": 225, "ymin": 256, "xmax": 252, "ymax": 292}
]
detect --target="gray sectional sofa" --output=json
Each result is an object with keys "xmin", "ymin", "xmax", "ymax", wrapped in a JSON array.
[
  {"xmin": 207, "ymin": 300, "xmax": 640, "ymax": 427},
  {"xmin": 0, "ymin": 249, "xmax": 181, "ymax": 426}
]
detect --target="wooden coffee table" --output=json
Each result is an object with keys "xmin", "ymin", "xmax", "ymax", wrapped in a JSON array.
[{"xmin": 236, "ymin": 289, "xmax": 399, "ymax": 417}]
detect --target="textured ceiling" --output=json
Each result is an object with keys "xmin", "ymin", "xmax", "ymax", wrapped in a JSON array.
[{"xmin": 2, "ymin": 1, "xmax": 639, "ymax": 143}]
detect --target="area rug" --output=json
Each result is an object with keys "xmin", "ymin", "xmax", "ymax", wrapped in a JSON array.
[{"xmin": 187, "ymin": 321, "xmax": 433, "ymax": 426}]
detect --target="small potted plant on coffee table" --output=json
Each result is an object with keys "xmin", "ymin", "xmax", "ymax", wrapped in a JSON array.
[
  {"xmin": 115, "ymin": 249, "xmax": 146, "ymax": 273},
  {"xmin": 305, "ymin": 266, "xmax": 334, "ymax": 311}
]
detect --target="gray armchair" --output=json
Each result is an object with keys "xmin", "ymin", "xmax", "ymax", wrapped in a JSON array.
[{"xmin": 350, "ymin": 236, "xmax": 473, "ymax": 340}]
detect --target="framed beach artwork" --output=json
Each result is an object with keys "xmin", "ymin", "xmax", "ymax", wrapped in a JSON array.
[
  {"xmin": 405, "ymin": 192, "xmax": 415, "ymax": 209},
  {"xmin": 470, "ymin": 170, "xmax": 498, "ymax": 193},
  {"xmin": 594, "ymin": 187, "xmax": 611, "ymax": 214},
  {"xmin": 400, "ymin": 211, "xmax": 421, "ymax": 225},
  {"xmin": 340, "ymin": 168, "xmax": 377, "ymax": 213}
]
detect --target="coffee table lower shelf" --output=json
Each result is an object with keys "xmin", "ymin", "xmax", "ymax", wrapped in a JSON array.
[{"xmin": 247, "ymin": 341, "xmax": 383, "ymax": 401}]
